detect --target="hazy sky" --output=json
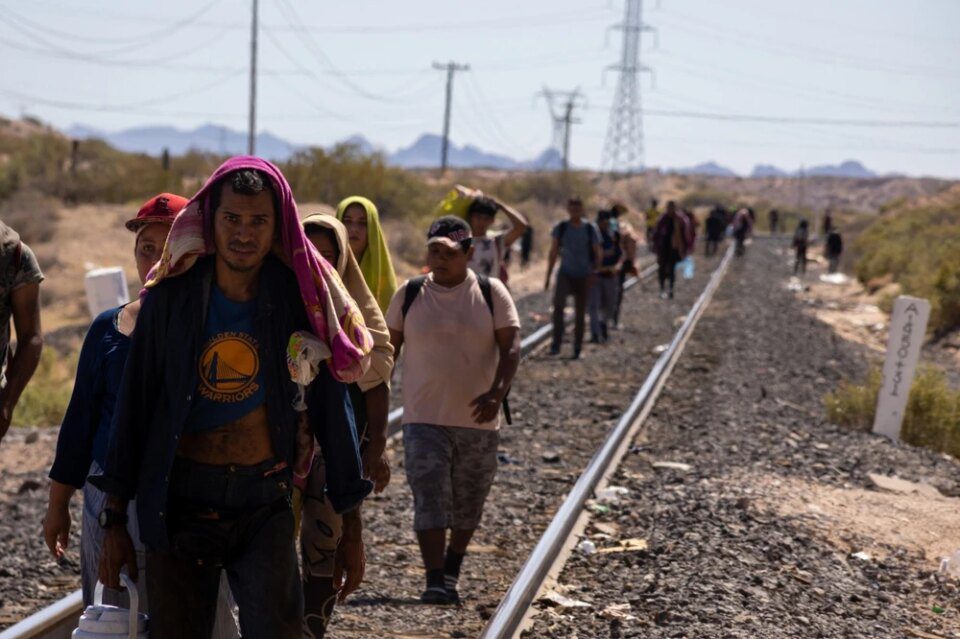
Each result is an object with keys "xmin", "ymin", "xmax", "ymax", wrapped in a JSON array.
[{"xmin": 2, "ymin": 0, "xmax": 958, "ymax": 177}]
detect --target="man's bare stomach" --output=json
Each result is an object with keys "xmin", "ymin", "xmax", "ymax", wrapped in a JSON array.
[{"xmin": 177, "ymin": 404, "xmax": 276, "ymax": 466}]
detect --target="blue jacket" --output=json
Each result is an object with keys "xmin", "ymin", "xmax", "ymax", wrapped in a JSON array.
[
  {"xmin": 90, "ymin": 255, "xmax": 372, "ymax": 550},
  {"xmin": 50, "ymin": 306, "xmax": 129, "ymax": 488}
]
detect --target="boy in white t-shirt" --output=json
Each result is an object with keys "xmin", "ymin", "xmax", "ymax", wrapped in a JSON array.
[
  {"xmin": 464, "ymin": 192, "xmax": 528, "ymax": 283},
  {"xmin": 387, "ymin": 216, "xmax": 521, "ymax": 605}
]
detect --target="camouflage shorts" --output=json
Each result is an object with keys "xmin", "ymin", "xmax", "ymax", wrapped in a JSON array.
[{"xmin": 402, "ymin": 423, "xmax": 499, "ymax": 532}]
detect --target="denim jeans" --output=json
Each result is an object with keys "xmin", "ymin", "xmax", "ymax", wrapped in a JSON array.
[{"xmin": 146, "ymin": 457, "xmax": 300, "ymax": 639}]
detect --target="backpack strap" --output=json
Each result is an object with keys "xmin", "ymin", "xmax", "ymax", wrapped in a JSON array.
[
  {"xmin": 475, "ymin": 273, "xmax": 513, "ymax": 425},
  {"xmin": 476, "ymin": 273, "xmax": 495, "ymax": 316},
  {"xmin": 401, "ymin": 275, "xmax": 428, "ymax": 320},
  {"xmin": 556, "ymin": 220, "xmax": 569, "ymax": 244}
]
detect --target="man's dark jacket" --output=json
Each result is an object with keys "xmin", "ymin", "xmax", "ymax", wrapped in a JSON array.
[{"xmin": 91, "ymin": 255, "xmax": 372, "ymax": 550}]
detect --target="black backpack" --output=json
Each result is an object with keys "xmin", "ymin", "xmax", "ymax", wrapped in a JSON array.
[{"xmin": 401, "ymin": 273, "xmax": 512, "ymax": 424}]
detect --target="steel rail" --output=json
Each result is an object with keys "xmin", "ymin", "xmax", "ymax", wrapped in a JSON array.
[
  {"xmin": 479, "ymin": 245, "xmax": 734, "ymax": 638},
  {"xmin": 1, "ymin": 262, "xmax": 659, "ymax": 639}
]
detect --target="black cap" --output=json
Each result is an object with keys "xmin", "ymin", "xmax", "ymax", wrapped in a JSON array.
[{"xmin": 427, "ymin": 215, "xmax": 473, "ymax": 251}]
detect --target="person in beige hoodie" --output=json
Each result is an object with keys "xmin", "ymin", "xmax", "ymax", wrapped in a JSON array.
[{"xmin": 299, "ymin": 212, "xmax": 394, "ymax": 638}]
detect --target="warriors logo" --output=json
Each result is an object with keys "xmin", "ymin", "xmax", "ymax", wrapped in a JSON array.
[{"xmin": 198, "ymin": 332, "xmax": 260, "ymax": 402}]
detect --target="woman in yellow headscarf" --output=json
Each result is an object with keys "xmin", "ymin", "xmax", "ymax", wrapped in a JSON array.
[{"xmin": 336, "ymin": 196, "xmax": 398, "ymax": 313}]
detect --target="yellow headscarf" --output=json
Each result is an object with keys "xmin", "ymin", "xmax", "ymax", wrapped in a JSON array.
[{"xmin": 335, "ymin": 196, "xmax": 398, "ymax": 313}]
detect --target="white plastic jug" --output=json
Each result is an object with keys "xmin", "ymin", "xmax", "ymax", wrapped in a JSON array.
[
  {"xmin": 84, "ymin": 267, "xmax": 130, "ymax": 320},
  {"xmin": 73, "ymin": 574, "xmax": 148, "ymax": 639}
]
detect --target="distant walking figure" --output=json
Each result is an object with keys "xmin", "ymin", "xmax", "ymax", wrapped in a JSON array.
[
  {"xmin": 825, "ymin": 228, "xmax": 844, "ymax": 274},
  {"xmin": 792, "ymin": 220, "xmax": 809, "ymax": 275},
  {"xmin": 652, "ymin": 201, "xmax": 692, "ymax": 299}
]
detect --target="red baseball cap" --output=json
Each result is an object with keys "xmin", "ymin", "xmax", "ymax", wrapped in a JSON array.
[{"xmin": 125, "ymin": 193, "xmax": 188, "ymax": 232}]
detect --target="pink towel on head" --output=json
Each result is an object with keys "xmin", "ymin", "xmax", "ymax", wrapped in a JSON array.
[{"xmin": 144, "ymin": 156, "xmax": 373, "ymax": 383}]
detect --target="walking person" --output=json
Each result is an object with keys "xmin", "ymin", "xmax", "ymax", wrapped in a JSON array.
[
  {"xmin": 545, "ymin": 197, "xmax": 601, "ymax": 359},
  {"xmin": 769, "ymin": 209, "xmax": 780, "ymax": 235},
  {"xmin": 300, "ymin": 212, "xmax": 395, "ymax": 638},
  {"xmin": 520, "ymin": 226, "xmax": 534, "ymax": 270},
  {"xmin": 704, "ymin": 205, "xmax": 726, "ymax": 257},
  {"xmin": 462, "ymin": 190, "xmax": 528, "ymax": 283},
  {"xmin": 652, "ymin": 201, "xmax": 691, "ymax": 299},
  {"xmin": 93, "ymin": 158, "xmax": 374, "ymax": 639},
  {"xmin": 386, "ymin": 216, "xmax": 520, "ymax": 605},
  {"xmin": 0, "ymin": 220, "xmax": 43, "ymax": 444},
  {"xmin": 45, "ymin": 194, "xmax": 184, "ymax": 613},
  {"xmin": 825, "ymin": 228, "xmax": 844, "ymax": 274},
  {"xmin": 589, "ymin": 210, "xmax": 623, "ymax": 343},
  {"xmin": 822, "ymin": 209, "xmax": 834, "ymax": 237},
  {"xmin": 793, "ymin": 220, "xmax": 810, "ymax": 275},
  {"xmin": 613, "ymin": 221, "xmax": 639, "ymax": 327},
  {"xmin": 731, "ymin": 208, "xmax": 753, "ymax": 258},
  {"xmin": 644, "ymin": 198, "xmax": 659, "ymax": 249}
]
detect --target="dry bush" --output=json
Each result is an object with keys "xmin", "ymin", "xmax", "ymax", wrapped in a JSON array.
[
  {"xmin": 12, "ymin": 348, "xmax": 76, "ymax": 428},
  {"xmin": 853, "ymin": 198, "xmax": 960, "ymax": 333},
  {"xmin": 0, "ymin": 189, "xmax": 61, "ymax": 244},
  {"xmin": 825, "ymin": 366, "xmax": 960, "ymax": 458}
]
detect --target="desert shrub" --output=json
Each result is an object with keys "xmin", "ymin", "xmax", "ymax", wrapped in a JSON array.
[
  {"xmin": 12, "ymin": 348, "xmax": 76, "ymax": 428},
  {"xmin": 0, "ymin": 189, "xmax": 60, "ymax": 244},
  {"xmin": 825, "ymin": 366, "xmax": 960, "ymax": 458},
  {"xmin": 853, "ymin": 199, "xmax": 960, "ymax": 333}
]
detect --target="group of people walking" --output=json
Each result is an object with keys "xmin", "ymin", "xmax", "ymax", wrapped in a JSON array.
[
  {"xmin": 25, "ymin": 157, "xmax": 522, "ymax": 638},
  {"xmin": 0, "ymin": 168, "xmax": 848, "ymax": 638}
]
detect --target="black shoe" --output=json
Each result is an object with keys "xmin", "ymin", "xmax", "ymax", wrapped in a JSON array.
[
  {"xmin": 549, "ymin": 345, "xmax": 561, "ymax": 356},
  {"xmin": 421, "ymin": 586, "xmax": 452, "ymax": 605},
  {"xmin": 589, "ymin": 335, "xmax": 601, "ymax": 344},
  {"xmin": 668, "ymin": 289, "xmax": 674, "ymax": 299},
  {"xmin": 445, "ymin": 585, "xmax": 462, "ymax": 605},
  {"xmin": 600, "ymin": 323, "xmax": 609, "ymax": 342},
  {"xmin": 570, "ymin": 349, "xmax": 581, "ymax": 360}
]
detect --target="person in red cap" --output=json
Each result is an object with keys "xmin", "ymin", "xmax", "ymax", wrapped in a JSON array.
[{"xmin": 43, "ymin": 193, "xmax": 187, "ymax": 613}]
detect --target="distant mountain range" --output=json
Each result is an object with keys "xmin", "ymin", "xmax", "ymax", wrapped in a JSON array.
[
  {"xmin": 64, "ymin": 122, "xmax": 879, "ymax": 178},
  {"xmin": 65, "ymin": 124, "xmax": 564, "ymax": 171}
]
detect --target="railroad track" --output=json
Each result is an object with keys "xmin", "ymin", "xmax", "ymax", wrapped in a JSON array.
[
  {"xmin": 481, "ymin": 245, "xmax": 733, "ymax": 638},
  {"xmin": 1, "ymin": 262, "xmax": 662, "ymax": 639}
]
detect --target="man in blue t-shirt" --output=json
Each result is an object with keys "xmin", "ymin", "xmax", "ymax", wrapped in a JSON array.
[{"xmin": 544, "ymin": 196, "xmax": 601, "ymax": 359}]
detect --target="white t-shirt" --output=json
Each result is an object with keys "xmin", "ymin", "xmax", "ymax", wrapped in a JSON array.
[
  {"xmin": 468, "ymin": 232, "xmax": 505, "ymax": 278},
  {"xmin": 386, "ymin": 270, "xmax": 520, "ymax": 430}
]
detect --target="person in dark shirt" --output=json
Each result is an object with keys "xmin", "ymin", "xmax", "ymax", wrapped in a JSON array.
[
  {"xmin": 45, "ymin": 194, "xmax": 185, "ymax": 612},
  {"xmin": 652, "ymin": 201, "xmax": 691, "ymax": 299},
  {"xmin": 705, "ymin": 205, "xmax": 727, "ymax": 257},
  {"xmin": 793, "ymin": 220, "xmax": 810, "ymax": 275},
  {"xmin": 825, "ymin": 228, "xmax": 844, "ymax": 273},
  {"xmin": 93, "ymin": 158, "xmax": 373, "ymax": 639}
]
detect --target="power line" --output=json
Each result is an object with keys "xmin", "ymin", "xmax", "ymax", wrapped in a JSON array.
[
  {"xmin": 605, "ymin": 108, "xmax": 960, "ymax": 128},
  {"xmin": 0, "ymin": 0, "xmax": 224, "ymax": 48}
]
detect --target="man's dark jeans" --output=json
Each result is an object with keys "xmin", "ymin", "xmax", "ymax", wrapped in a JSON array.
[
  {"xmin": 552, "ymin": 273, "xmax": 590, "ymax": 353},
  {"xmin": 146, "ymin": 457, "xmax": 300, "ymax": 639}
]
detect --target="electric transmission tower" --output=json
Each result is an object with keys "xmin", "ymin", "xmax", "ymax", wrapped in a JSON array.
[
  {"xmin": 536, "ymin": 87, "xmax": 586, "ymax": 172},
  {"xmin": 602, "ymin": 0, "xmax": 656, "ymax": 174}
]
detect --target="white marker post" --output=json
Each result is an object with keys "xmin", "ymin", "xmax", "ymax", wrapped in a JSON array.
[{"xmin": 872, "ymin": 295, "xmax": 930, "ymax": 440}]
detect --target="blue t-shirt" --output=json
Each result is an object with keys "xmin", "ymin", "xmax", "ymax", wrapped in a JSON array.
[
  {"xmin": 552, "ymin": 220, "xmax": 600, "ymax": 278},
  {"xmin": 183, "ymin": 286, "xmax": 265, "ymax": 433}
]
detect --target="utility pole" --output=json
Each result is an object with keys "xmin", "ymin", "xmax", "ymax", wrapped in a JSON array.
[
  {"xmin": 602, "ymin": 0, "xmax": 656, "ymax": 174},
  {"xmin": 247, "ymin": 0, "xmax": 259, "ymax": 156},
  {"xmin": 537, "ymin": 87, "xmax": 586, "ymax": 172},
  {"xmin": 432, "ymin": 61, "xmax": 470, "ymax": 173}
]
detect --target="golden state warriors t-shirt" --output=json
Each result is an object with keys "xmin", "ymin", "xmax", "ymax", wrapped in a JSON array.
[{"xmin": 184, "ymin": 286, "xmax": 265, "ymax": 432}]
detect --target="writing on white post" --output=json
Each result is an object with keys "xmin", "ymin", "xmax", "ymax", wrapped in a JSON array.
[{"xmin": 872, "ymin": 296, "xmax": 930, "ymax": 440}]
